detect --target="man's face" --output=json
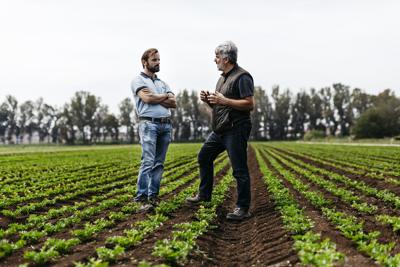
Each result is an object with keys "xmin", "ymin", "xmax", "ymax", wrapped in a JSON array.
[
  {"xmin": 214, "ymin": 52, "xmax": 227, "ymax": 72},
  {"xmin": 145, "ymin": 52, "xmax": 160, "ymax": 73}
]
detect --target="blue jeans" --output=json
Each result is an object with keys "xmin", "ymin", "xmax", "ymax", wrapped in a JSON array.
[
  {"xmin": 136, "ymin": 120, "xmax": 172, "ymax": 198},
  {"xmin": 197, "ymin": 122, "xmax": 252, "ymax": 209}
]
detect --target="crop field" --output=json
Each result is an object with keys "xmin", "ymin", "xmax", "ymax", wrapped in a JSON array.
[{"xmin": 0, "ymin": 142, "xmax": 400, "ymax": 266}]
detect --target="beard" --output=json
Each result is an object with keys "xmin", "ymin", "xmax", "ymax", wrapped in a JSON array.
[{"xmin": 148, "ymin": 65, "xmax": 160, "ymax": 73}]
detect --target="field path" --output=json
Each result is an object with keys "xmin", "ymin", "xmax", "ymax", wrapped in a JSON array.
[{"xmin": 187, "ymin": 146, "xmax": 298, "ymax": 266}]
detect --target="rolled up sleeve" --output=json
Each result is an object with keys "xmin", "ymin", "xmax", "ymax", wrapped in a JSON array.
[
  {"xmin": 131, "ymin": 77, "xmax": 147, "ymax": 95},
  {"xmin": 163, "ymin": 81, "xmax": 174, "ymax": 95}
]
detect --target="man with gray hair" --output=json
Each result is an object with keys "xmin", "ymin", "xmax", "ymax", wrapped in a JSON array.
[{"xmin": 187, "ymin": 41, "xmax": 254, "ymax": 221}]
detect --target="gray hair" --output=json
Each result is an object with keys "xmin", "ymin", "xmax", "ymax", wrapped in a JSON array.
[{"xmin": 215, "ymin": 41, "xmax": 238, "ymax": 64}]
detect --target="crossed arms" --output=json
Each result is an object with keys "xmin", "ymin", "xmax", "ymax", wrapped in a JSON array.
[{"xmin": 137, "ymin": 88, "xmax": 177, "ymax": 108}]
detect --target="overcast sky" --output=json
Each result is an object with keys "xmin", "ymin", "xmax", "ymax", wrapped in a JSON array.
[{"xmin": 1, "ymin": 0, "xmax": 399, "ymax": 113}]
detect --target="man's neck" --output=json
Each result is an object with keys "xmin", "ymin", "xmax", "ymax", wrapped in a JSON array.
[
  {"xmin": 223, "ymin": 64, "xmax": 235, "ymax": 74},
  {"xmin": 143, "ymin": 69, "xmax": 156, "ymax": 78}
]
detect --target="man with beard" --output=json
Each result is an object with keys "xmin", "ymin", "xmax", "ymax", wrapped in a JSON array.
[
  {"xmin": 131, "ymin": 48, "xmax": 176, "ymax": 211},
  {"xmin": 186, "ymin": 41, "xmax": 254, "ymax": 221}
]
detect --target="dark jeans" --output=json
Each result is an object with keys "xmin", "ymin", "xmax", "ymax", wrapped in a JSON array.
[{"xmin": 198, "ymin": 122, "xmax": 252, "ymax": 209}]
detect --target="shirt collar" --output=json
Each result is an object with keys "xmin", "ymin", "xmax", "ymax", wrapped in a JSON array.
[
  {"xmin": 221, "ymin": 64, "xmax": 238, "ymax": 78},
  {"xmin": 140, "ymin": 72, "xmax": 158, "ymax": 80}
]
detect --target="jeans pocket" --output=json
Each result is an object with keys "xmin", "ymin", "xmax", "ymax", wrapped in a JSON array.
[{"xmin": 139, "ymin": 121, "xmax": 150, "ymax": 144}]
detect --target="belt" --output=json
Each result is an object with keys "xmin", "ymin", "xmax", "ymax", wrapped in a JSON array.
[{"xmin": 139, "ymin": 116, "xmax": 171, "ymax": 124}]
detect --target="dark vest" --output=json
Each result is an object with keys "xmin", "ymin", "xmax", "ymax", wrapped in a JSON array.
[{"xmin": 212, "ymin": 65, "xmax": 253, "ymax": 133}]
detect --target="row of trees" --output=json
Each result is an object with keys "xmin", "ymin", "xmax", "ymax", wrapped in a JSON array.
[
  {"xmin": 249, "ymin": 84, "xmax": 400, "ymax": 140},
  {"xmin": 1, "ymin": 84, "xmax": 399, "ymax": 144},
  {"xmin": 0, "ymin": 92, "xmax": 135, "ymax": 144}
]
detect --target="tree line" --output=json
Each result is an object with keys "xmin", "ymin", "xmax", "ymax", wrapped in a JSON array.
[{"xmin": 1, "ymin": 83, "xmax": 399, "ymax": 144}]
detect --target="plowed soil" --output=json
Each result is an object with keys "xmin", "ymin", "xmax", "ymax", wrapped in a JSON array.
[
  {"xmin": 2, "ymin": 144, "xmax": 400, "ymax": 267},
  {"xmin": 186, "ymin": 147, "xmax": 299, "ymax": 266}
]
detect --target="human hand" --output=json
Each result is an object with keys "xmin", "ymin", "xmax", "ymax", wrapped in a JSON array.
[
  {"xmin": 200, "ymin": 90, "xmax": 210, "ymax": 102},
  {"xmin": 207, "ymin": 92, "xmax": 227, "ymax": 105}
]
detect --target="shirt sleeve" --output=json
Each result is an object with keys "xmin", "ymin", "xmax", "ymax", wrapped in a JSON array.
[
  {"xmin": 131, "ymin": 76, "xmax": 148, "ymax": 95},
  {"xmin": 163, "ymin": 81, "xmax": 174, "ymax": 94},
  {"xmin": 237, "ymin": 74, "xmax": 254, "ymax": 98}
]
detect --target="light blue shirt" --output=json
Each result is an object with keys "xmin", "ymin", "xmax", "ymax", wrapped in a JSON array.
[{"xmin": 131, "ymin": 72, "xmax": 173, "ymax": 118}]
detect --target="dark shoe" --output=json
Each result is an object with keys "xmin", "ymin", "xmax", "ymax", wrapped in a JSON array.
[
  {"xmin": 133, "ymin": 195, "xmax": 148, "ymax": 203},
  {"xmin": 148, "ymin": 196, "xmax": 160, "ymax": 207},
  {"xmin": 186, "ymin": 194, "xmax": 210, "ymax": 204},
  {"xmin": 226, "ymin": 208, "xmax": 251, "ymax": 221}
]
